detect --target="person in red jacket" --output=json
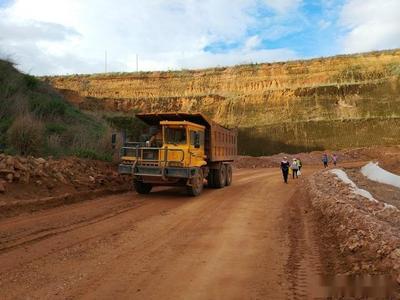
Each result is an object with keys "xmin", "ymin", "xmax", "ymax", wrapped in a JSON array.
[{"xmin": 280, "ymin": 156, "xmax": 290, "ymax": 184}]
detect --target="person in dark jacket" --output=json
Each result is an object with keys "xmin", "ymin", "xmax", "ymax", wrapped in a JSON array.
[
  {"xmin": 280, "ymin": 156, "xmax": 290, "ymax": 183},
  {"xmin": 322, "ymin": 153, "xmax": 329, "ymax": 168}
]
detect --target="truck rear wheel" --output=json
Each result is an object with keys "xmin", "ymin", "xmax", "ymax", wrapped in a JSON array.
[
  {"xmin": 225, "ymin": 164, "xmax": 232, "ymax": 186},
  {"xmin": 187, "ymin": 169, "xmax": 204, "ymax": 196},
  {"xmin": 214, "ymin": 165, "xmax": 226, "ymax": 188},
  {"xmin": 133, "ymin": 180, "xmax": 153, "ymax": 194}
]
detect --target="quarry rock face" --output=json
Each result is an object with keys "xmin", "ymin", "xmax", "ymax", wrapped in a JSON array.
[{"xmin": 44, "ymin": 50, "xmax": 400, "ymax": 155}]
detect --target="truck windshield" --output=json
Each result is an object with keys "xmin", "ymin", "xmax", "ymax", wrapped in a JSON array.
[{"xmin": 164, "ymin": 127, "xmax": 187, "ymax": 145}]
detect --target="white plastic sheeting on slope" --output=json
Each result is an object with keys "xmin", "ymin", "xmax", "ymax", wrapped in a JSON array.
[
  {"xmin": 361, "ymin": 162, "xmax": 400, "ymax": 189},
  {"xmin": 330, "ymin": 169, "xmax": 378, "ymax": 202}
]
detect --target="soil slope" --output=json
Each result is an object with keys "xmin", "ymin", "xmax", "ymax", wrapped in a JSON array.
[{"xmin": 44, "ymin": 49, "xmax": 400, "ymax": 155}]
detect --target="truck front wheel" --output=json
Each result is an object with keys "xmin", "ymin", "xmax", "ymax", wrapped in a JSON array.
[
  {"xmin": 187, "ymin": 169, "xmax": 204, "ymax": 196},
  {"xmin": 133, "ymin": 180, "xmax": 153, "ymax": 194}
]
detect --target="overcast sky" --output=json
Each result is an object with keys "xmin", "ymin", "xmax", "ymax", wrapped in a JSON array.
[{"xmin": 0, "ymin": 0, "xmax": 399, "ymax": 75}]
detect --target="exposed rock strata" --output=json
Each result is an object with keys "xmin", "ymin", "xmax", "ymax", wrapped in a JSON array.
[{"xmin": 44, "ymin": 50, "xmax": 400, "ymax": 155}]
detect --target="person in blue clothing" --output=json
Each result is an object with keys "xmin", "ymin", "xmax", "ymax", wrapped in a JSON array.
[
  {"xmin": 322, "ymin": 153, "xmax": 329, "ymax": 168},
  {"xmin": 280, "ymin": 156, "xmax": 290, "ymax": 183}
]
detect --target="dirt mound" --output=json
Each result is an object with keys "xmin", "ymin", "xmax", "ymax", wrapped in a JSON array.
[
  {"xmin": 234, "ymin": 145, "xmax": 400, "ymax": 169},
  {"xmin": 306, "ymin": 167, "xmax": 400, "ymax": 285},
  {"xmin": 0, "ymin": 154, "xmax": 130, "ymax": 205}
]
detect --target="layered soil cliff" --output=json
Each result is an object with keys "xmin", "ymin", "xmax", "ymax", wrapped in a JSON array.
[{"xmin": 43, "ymin": 49, "xmax": 400, "ymax": 155}]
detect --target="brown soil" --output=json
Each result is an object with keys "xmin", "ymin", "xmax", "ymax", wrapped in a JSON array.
[
  {"xmin": 234, "ymin": 145, "xmax": 400, "ymax": 169},
  {"xmin": 0, "ymin": 155, "xmax": 131, "ymax": 214},
  {"xmin": 0, "ymin": 147, "xmax": 399, "ymax": 299},
  {"xmin": 0, "ymin": 167, "xmax": 351, "ymax": 299},
  {"xmin": 307, "ymin": 166, "xmax": 400, "ymax": 296}
]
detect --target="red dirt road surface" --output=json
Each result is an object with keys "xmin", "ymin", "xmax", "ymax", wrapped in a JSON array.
[{"xmin": 0, "ymin": 168, "xmax": 345, "ymax": 299}]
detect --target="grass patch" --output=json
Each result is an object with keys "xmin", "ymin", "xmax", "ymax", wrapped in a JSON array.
[
  {"xmin": 45, "ymin": 123, "xmax": 67, "ymax": 135},
  {"xmin": 23, "ymin": 74, "xmax": 39, "ymax": 90},
  {"xmin": 73, "ymin": 148, "xmax": 112, "ymax": 161},
  {"xmin": 29, "ymin": 94, "xmax": 67, "ymax": 118},
  {"xmin": 0, "ymin": 58, "xmax": 116, "ymax": 160}
]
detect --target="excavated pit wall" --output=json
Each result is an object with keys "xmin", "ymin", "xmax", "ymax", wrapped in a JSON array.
[{"xmin": 44, "ymin": 50, "xmax": 400, "ymax": 155}]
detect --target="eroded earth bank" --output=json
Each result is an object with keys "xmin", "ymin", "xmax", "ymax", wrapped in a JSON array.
[{"xmin": 0, "ymin": 146, "xmax": 399, "ymax": 299}]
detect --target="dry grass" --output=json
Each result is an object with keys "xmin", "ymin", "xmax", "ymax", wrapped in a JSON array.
[{"xmin": 7, "ymin": 114, "xmax": 45, "ymax": 155}]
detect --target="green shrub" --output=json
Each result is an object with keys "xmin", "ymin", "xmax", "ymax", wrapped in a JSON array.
[
  {"xmin": 0, "ymin": 117, "xmax": 13, "ymax": 148},
  {"xmin": 23, "ymin": 74, "xmax": 39, "ymax": 90},
  {"xmin": 73, "ymin": 148, "xmax": 112, "ymax": 161},
  {"xmin": 29, "ymin": 95, "xmax": 67, "ymax": 118},
  {"xmin": 0, "ymin": 117, "xmax": 13, "ymax": 133},
  {"xmin": 7, "ymin": 114, "xmax": 45, "ymax": 155},
  {"xmin": 105, "ymin": 114, "xmax": 147, "ymax": 141},
  {"xmin": 45, "ymin": 123, "xmax": 67, "ymax": 135}
]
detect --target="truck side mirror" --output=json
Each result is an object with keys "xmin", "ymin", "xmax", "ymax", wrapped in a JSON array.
[{"xmin": 194, "ymin": 132, "xmax": 200, "ymax": 148}]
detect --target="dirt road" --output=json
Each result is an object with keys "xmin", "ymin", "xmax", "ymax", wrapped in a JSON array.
[{"xmin": 0, "ymin": 168, "xmax": 343, "ymax": 299}]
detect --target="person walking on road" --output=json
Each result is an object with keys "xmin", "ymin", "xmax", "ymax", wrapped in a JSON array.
[
  {"xmin": 322, "ymin": 153, "xmax": 329, "ymax": 168},
  {"xmin": 291, "ymin": 158, "xmax": 299, "ymax": 179},
  {"xmin": 296, "ymin": 158, "xmax": 302, "ymax": 174},
  {"xmin": 280, "ymin": 157, "xmax": 290, "ymax": 184},
  {"xmin": 332, "ymin": 154, "xmax": 338, "ymax": 166}
]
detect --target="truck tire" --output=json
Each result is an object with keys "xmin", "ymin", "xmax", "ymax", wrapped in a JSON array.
[
  {"xmin": 225, "ymin": 164, "xmax": 232, "ymax": 186},
  {"xmin": 187, "ymin": 169, "xmax": 204, "ymax": 196},
  {"xmin": 133, "ymin": 180, "xmax": 153, "ymax": 194},
  {"xmin": 214, "ymin": 165, "xmax": 226, "ymax": 188}
]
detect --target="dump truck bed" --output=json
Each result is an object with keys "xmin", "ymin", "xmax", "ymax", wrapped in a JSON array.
[{"xmin": 136, "ymin": 113, "xmax": 237, "ymax": 162}]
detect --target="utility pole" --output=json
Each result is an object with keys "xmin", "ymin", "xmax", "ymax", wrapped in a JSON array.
[
  {"xmin": 105, "ymin": 50, "xmax": 107, "ymax": 73},
  {"xmin": 136, "ymin": 54, "xmax": 138, "ymax": 72}
]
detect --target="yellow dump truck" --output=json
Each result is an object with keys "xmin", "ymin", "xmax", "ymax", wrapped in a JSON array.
[{"xmin": 118, "ymin": 113, "xmax": 237, "ymax": 196}]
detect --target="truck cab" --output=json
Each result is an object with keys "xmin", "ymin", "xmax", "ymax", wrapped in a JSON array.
[
  {"xmin": 118, "ymin": 113, "xmax": 236, "ymax": 196},
  {"xmin": 161, "ymin": 120, "xmax": 206, "ymax": 168}
]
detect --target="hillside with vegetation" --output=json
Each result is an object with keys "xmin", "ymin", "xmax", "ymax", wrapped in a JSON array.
[
  {"xmin": 0, "ymin": 59, "xmax": 115, "ymax": 160},
  {"xmin": 44, "ymin": 49, "xmax": 400, "ymax": 155}
]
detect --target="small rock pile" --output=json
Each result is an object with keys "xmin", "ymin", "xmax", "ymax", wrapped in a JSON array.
[{"xmin": 0, "ymin": 154, "xmax": 127, "ymax": 194}]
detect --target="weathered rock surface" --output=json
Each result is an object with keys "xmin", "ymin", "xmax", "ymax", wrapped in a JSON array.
[{"xmin": 44, "ymin": 49, "xmax": 400, "ymax": 155}]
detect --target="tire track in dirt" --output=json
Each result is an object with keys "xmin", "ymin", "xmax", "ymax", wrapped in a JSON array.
[
  {"xmin": 67, "ymin": 171, "xmax": 285, "ymax": 300},
  {"xmin": 284, "ymin": 181, "xmax": 337, "ymax": 299},
  {"xmin": 0, "ymin": 169, "xmax": 265, "ymax": 254},
  {"xmin": 68, "ymin": 173, "xmax": 272, "ymax": 299},
  {"xmin": 0, "ymin": 201, "xmax": 147, "ymax": 253},
  {"xmin": 0, "ymin": 167, "xmax": 348, "ymax": 299}
]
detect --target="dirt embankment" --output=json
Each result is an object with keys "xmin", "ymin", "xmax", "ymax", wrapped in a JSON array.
[
  {"xmin": 234, "ymin": 145, "xmax": 400, "ymax": 169},
  {"xmin": 0, "ymin": 154, "xmax": 130, "ymax": 217},
  {"xmin": 306, "ymin": 167, "xmax": 400, "ymax": 285}
]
